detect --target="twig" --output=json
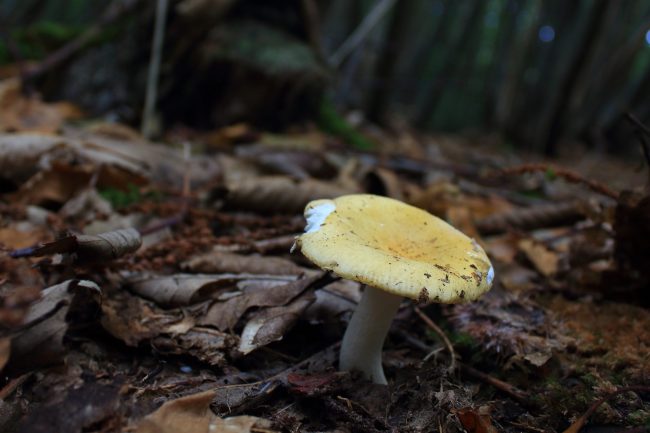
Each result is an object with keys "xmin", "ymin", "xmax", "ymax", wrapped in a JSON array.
[
  {"xmin": 507, "ymin": 421, "xmax": 547, "ymax": 432},
  {"xmin": 182, "ymin": 142, "xmax": 191, "ymax": 199},
  {"xmin": 329, "ymin": 0, "xmax": 398, "ymax": 68},
  {"xmin": 460, "ymin": 363, "xmax": 529, "ymax": 403},
  {"xmin": 23, "ymin": 0, "xmax": 142, "ymax": 84},
  {"xmin": 137, "ymin": 213, "xmax": 185, "ymax": 236},
  {"xmin": 413, "ymin": 306, "xmax": 456, "ymax": 373},
  {"xmin": 141, "ymin": 0, "xmax": 170, "ymax": 139},
  {"xmin": 497, "ymin": 163, "xmax": 619, "ymax": 200}
]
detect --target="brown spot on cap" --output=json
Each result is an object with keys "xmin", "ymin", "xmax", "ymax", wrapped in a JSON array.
[{"xmin": 418, "ymin": 287, "xmax": 429, "ymax": 303}]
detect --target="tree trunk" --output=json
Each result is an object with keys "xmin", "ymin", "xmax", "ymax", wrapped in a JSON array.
[
  {"xmin": 483, "ymin": 0, "xmax": 521, "ymax": 128},
  {"xmin": 414, "ymin": 2, "xmax": 486, "ymax": 128},
  {"xmin": 494, "ymin": 0, "xmax": 541, "ymax": 133},
  {"xmin": 540, "ymin": 0, "xmax": 611, "ymax": 155},
  {"xmin": 365, "ymin": 0, "xmax": 414, "ymax": 124}
]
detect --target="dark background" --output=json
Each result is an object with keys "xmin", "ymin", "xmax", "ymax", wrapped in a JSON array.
[{"xmin": 2, "ymin": 0, "xmax": 649, "ymax": 157}]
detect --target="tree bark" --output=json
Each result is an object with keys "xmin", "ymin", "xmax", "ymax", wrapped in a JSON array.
[{"xmin": 540, "ymin": 0, "xmax": 611, "ymax": 155}]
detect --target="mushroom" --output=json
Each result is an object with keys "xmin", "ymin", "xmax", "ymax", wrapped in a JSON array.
[{"xmin": 293, "ymin": 194, "xmax": 494, "ymax": 384}]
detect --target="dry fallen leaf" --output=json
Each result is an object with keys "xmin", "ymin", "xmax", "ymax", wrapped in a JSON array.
[
  {"xmin": 0, "ymin": 223, "xmax": 50, "ymax": 249},
  {"xmin": 152, "ymin": 326, "xmax": 235, "ymax": 366},
  {"xmin": 454, "ymin": 407, "xmax": 499, "ymax": 433},
  {"xmin": 182, "ymin": 250, "xmax": 305, "ymax": 275},
  {"xmin": 0, "ymin": 133, "xmax": 66, "ymax": 183},
  {"xmin": 518, "ymin": 238, "xmax": 559, "ymax": 277},
  {"xmin": 0, "ymin": 128, "xmax": 217, "ymax": 191},
  {"xmin": 12, "ymin": 228, "xmax": 142, "ymax": 264},
  {"xmin": 136, "ymin": 389, "xmax": 273, "ymax": 433},
  {"xmin": 101, "ymin": 290, "xmax": 197, "ymax": 347},
  {"xmin": 0, "ymin": 78, "xmax": 81, "ymax": 133},
  {"xmin": 129, "ymin": 273, "xmax": 298, "ymax": 307},
  {"xmin": 13, "ymin": 161, "xmax": 93, "ymax": 206},
  {"xmin": 223, "ymin": 175, "xmax": 356, "ymax": 213},
  {"xmin": 58, "ymin": 188, "xmax": 114, "ymax": 221},
  {"xmin": 200, "ymin": 273, "xmax": 323, "ymax": 331},
  {"xmin": 101, "ymin": 289, "xmax": 237, "ymax": 366},
  {"xmin": 238, "ymin": 290, "xmax": 315, "ymax": 354},
  {"xmin": 4, "ymin": 279, "xmax": 101, "ymax": 373}
]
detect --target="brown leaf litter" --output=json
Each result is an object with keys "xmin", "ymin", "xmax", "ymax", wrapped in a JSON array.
[{"xmin": 0, "ymin": 112, "xmax": 649, "ymax": 433}]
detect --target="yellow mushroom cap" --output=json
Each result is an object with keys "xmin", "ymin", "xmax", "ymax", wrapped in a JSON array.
[{"xmin": 295, "ymin": 194, "xmax": 494, "ymax": 303}]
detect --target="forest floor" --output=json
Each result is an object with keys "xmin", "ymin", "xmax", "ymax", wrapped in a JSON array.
[{"xmin": 0, "ymin": 80, "xmax": 649, "ymax": 433}]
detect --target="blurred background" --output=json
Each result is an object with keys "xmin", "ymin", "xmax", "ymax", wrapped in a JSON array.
[{"xmin": 1, "ymin": 0, "xmax": 650, "ymax": 157}]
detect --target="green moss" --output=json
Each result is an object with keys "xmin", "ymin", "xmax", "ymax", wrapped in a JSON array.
[
  {"xmin": 545, "ymin": 167, "xmax": 557, "ymax": 181},
  {"xmin": 580, "ymin": 372, "xmax": 601, "ymax": 387},
  {"xmin": 99, "ymin": 184, "xmax": 142, "ymax": 209},
  {"xmin": 627, "ymin": 409, "xmax": 650, "ymax": 426},
  {"xmin": 99, "ymin": 184, "xmax": 164, "ymax": 209},
  {"xmin": 318, "ymin": 98, "xmax": 375, "ymax": 150},
  {"xmin": 447, "ymin": 331, "xmax": 478, "ymax": 349},
  {"xmin": 0, "ymin": 21, "xmax": 83, "ymax": 63}
]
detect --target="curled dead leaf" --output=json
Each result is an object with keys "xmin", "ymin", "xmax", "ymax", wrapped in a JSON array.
[
  {"xmin": 129, "ymin": 273, "xmax": 299, "ymax": 307},
  {"xmin": 238, "ymin": 290, "xmax": 315, "ymax": 354},
  {"xmin": 101, "ymin": 290, "xmax": 237, "ymax": 366},
  {"xmin": 136, "ymin": 389, "xmax": 274, "ymax": 433},
  {"xmin": 5, "ymin": 279, "xmax": 101, "ymax": 373},
  {"xmin": 76, "ymin": 228, "xmax": 142, "ymax": 261},
  {"xmin": 200, "ymin": 273, "xmax": 324, "ymax": 331},
  {"xmin": 101, "ymin": 290, "xmax": 196, "ymax": 346},
  {"xmin": 0, "ymin": 133, "xmax": 65, "ymax": 183},
  {"xmin": 11, "ymin": 228, "xmax": 142, "ymax": 263}
]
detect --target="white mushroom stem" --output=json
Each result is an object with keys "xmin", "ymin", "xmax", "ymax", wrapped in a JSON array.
[{"xmin": 339, "ymin": 285, "xmax": 402, "ymax": 385}]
